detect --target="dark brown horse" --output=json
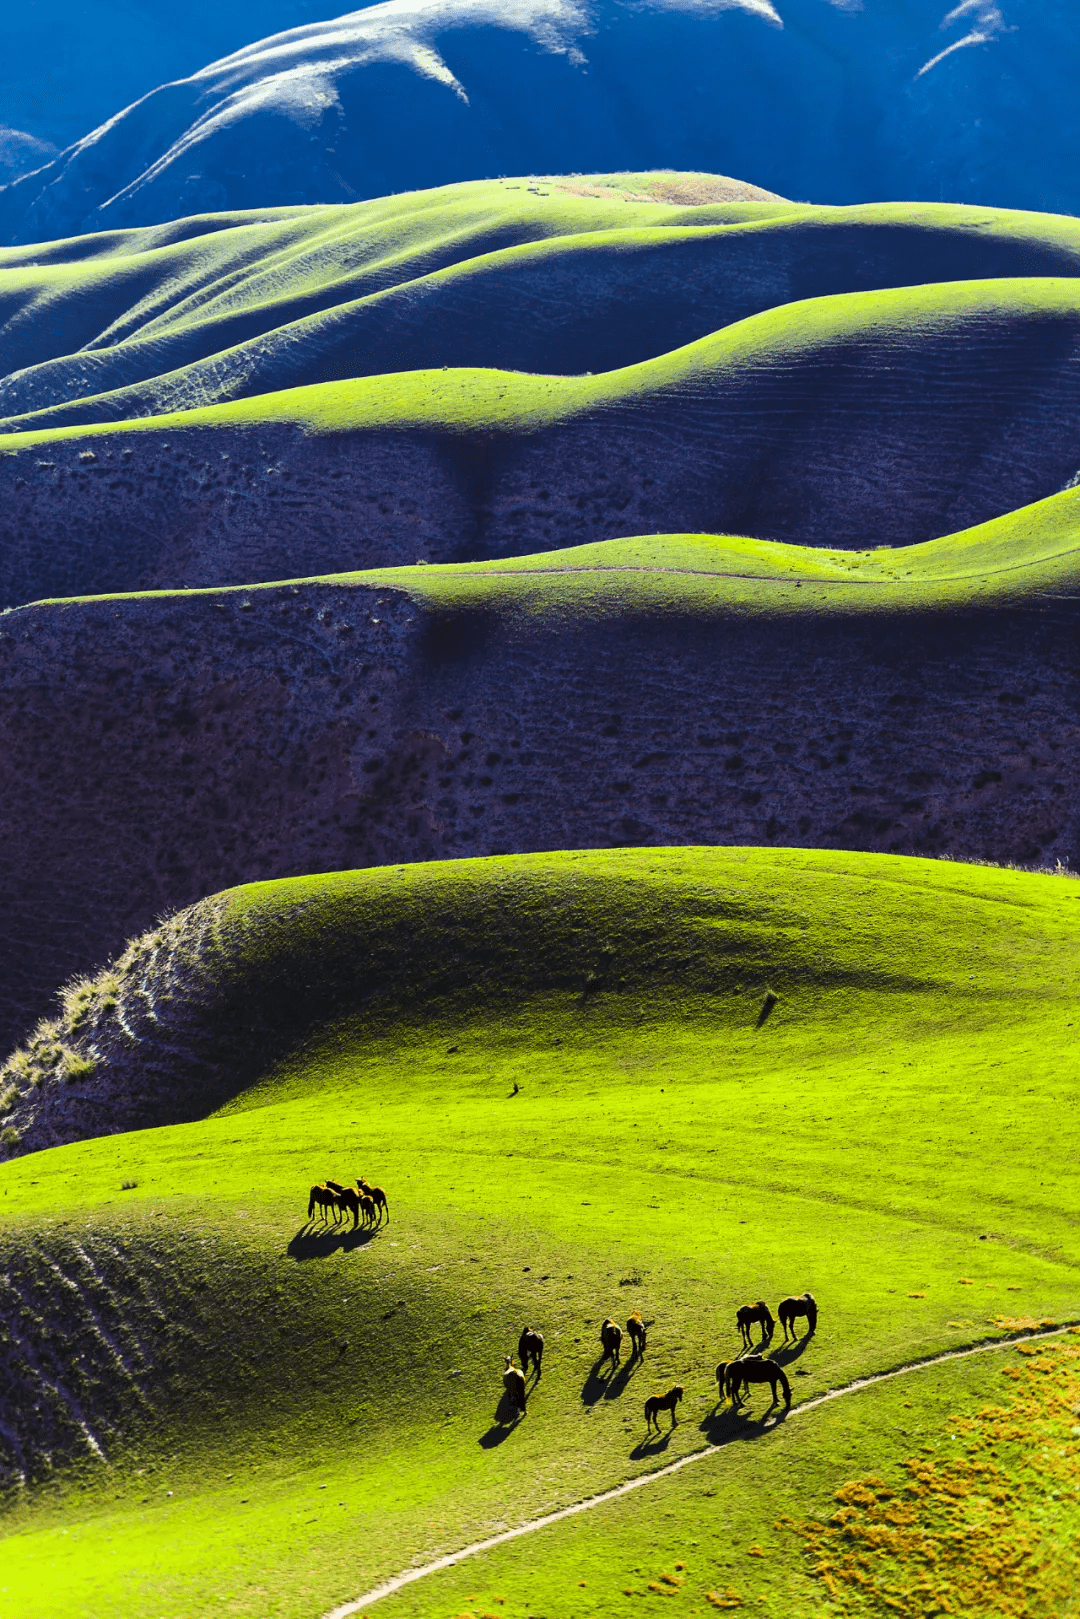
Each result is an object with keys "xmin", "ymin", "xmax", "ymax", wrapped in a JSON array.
[
  {"xmin": 626, "ymin": 1311, "xmax": 647, "ymax": 1357},
  {"xmin": 715, "ymin": 1359, "xmax": 737, "ymax": 1400},
  {"xmin": 644, "ymin": 1385, "xmax": 683, "ymax": 1432},
  {"xmin": 307, "ymin": 1184, "xmax": 341, "ymax": 1224},
  {"xmin": 736, "ymin": 1300, "xmax": 774, "ymax": 1347},
  {"xmin": 335, "ymin": 1186, "xmax": 378, "ymax": 1229},
  {"xmin": 518, "ymin": 1327, "xmax": 544, "ymax": 1377},
  {"xmin": 502, "ymin": 1355, "xmax": 527, "ymax": 1417},
  {"xmin": 600, "ymin": 1318, "xmax": 623, "ymax": 1369},
  {"xmin": 778, "ymin": 1291, "xmax": 817, "ymax": 1340},
  {"xmin": 357, "ymin": 1179, "xmax": 389, "ymax": 1223},
  {"xmin": 729, "ymin": 1357, "xmax": 791, "ymax": 1410}
]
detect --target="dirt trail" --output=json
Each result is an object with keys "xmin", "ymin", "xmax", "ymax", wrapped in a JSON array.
[{"xmin": 324, "ymin": 1321, "xmax": 1077, "ymax": 1619}]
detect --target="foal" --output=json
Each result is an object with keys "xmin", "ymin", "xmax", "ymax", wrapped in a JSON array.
[{"xmin": 644, "ymin": 1385, "xmax": 683, "ymax": 1432}]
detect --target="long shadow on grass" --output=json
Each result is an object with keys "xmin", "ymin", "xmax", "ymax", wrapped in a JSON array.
[
  {"xmin": 769, "ymin": 1330, "xmax": 815, "ymax": 1366},
  {"xmin": 287, "ymin": 1224, "xmax": 379, "ymax": 1260},
  {"xmin": 698, "ymin": 1402, "xmax": 789, "ymax": 1448},
  {"xmin": 479, "ymin": 1390, "xmax": 526, "ymax": 1448},
  {"xmin": 582, "ymin": 1356, "xmax": 634, "ymax": 1406}
]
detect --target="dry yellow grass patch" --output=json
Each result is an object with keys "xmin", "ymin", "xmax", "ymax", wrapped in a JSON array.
[{"xmin": 790, "ymin": 1335, "xmax": 1080, "ymax": 1616}]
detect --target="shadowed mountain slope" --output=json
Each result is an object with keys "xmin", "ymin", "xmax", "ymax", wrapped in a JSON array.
[
  {"xmin": 2, "ymin": 0, "xmax": 1079, "ymax": 243},
  {"xmin": 3, "ymin": 267, "xmax": 1080, "ymax": 602},
  {"xmin": 1, "ymin": 503, "xmax": 1079, "ymax": 1052}
]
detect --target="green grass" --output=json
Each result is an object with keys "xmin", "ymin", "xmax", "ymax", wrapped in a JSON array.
[
  {"xmin": 29, "ymin": 481, "xmax": 1080, "ymax": 621},
  {"xmin": 4, "ymin": 271, "xmax": 1080, "ymax": 438},
  {"xmin": 1, "ymin": 847, "xmax": 1080, "ymax": 1616}
]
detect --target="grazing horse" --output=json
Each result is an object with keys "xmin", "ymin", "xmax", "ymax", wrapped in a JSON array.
[
  {"xmin": 626, "ymin": 1311, "xmax": 647, "ymax": 1358},
  {"xmin": 518, "ymin": 1327, "xmax": 544, "ymax": 1377},
  {"xmin": 644, "ymin": 1385, "xmax": 683, "ymax": 1432},
  {"xmin": 729, "ymin": 1358, "xmax": 791, "ymax": 1410},
  {"xmin": 307, "ymin": 1184, "xmax": 341, "ymax": 1224},
  {"xmin": 736, "ymin": 1300, "xmax": 774, "ymax": 1348},
  {"xmin": 502, "ymin": 1355, "xmax": 527, "ymax": 1417},
  {"xmin": 600, "ymin": 1318, "xmax": 623, "ymax": 1369},
  {"xmin": 357, "ymin": 1179, "xmax": 389, "ymax": 1223},
  {"xmin": 778, "ymin": 1291, "xmax": 817, "ymax": 1341}
]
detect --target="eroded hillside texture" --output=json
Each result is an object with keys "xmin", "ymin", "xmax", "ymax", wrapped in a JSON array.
[{"xmin": 1, "ymin": 579, "xmax": 1077, "ymax": 1050}]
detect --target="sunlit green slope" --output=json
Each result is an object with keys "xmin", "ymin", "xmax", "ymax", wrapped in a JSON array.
[
  {"xmin": 3, "ymin": 179, "xmax": 1080, "ymax": 429},
  {"xmin": 1, "ymin": 848, "xmax": 1078, "ymax": 1618},
  {"xmin": 2, "ymin": 275, "xmax": 1079, "ymax": 605},
  {"xmin": 47, "ymin": 485, "xmax": 1080, "ymax": 619}
]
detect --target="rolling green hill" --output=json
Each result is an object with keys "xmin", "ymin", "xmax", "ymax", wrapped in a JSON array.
[
  {"xmin": 3, "ymin": 501, "xmax": 1080, "ymax": 1056},
  {"xmin": 1, "ymin": 847, "xmax": 1078, "ymax": 1618},
  {"xmin": 3, "ymin": 179, "xmax": 1080, "ymax": 606},
  {"xmin": 3, "ymin": 270, "xmax": 1080, "ymax": 604}
]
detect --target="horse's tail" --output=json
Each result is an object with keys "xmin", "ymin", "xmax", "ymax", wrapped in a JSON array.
[{"xmin": 307, "ymin": 1185, "xmax": 318, "ymax": 1219}]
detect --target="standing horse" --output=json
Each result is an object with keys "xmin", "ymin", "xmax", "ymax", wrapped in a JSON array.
[
  {"xmin": 736, "ymin": 1300, "xmax": 774, "ymax": 1348},
  {"xmin": 502, "ymin": 1355, "xmax": 527, "ymax": 1417},
  {"xmin": 729, "ymin": 1358, "xmax": 791, "ymax": 1410},
  {"xmin": 357, "ymin": 1179, "xmax": 389, "ymax": 1223},
  {"xmin": 600, "ymin": 1318, "xmax": 623, "ymax": 1369},
  {"xmin": 626, "ymin": 1311, "xmax": 647, "ymax": 1358},
  {"xmin": 307, "ymin": 1184, "xmax": 341, "ymax": 1224},
  {"xmin": 644, "ymin": 1385, "xmax": 683, "ymax": 1432},
  {"xmin": 715, "ymin": 1360, "xmax": 738, "ymax": 1400},
  {"xmin": 518, "ymin": 1327, "xmax": 544, "ymax": 1377},
  {"xmin": 778, "ymin": 1292, "xmax": 817, "ymax": 1341},
  {"xmin": 336, "ymin": 1186, "xmax": 378, "ymax": 1230}
]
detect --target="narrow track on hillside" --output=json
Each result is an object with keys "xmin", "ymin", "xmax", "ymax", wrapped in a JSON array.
[
  {"xmin": 324, "ymin": 1320, "xmax": 1077, "ymax": 1619},
  {"xmin": 399, "ymin": 547, "xmax": 1080, "ymax": 588}
]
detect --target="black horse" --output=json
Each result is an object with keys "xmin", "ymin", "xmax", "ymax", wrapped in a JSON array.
[
  {"xmin": 518, "ymin": 1326, "xmax": 544, "ymax": 1377},
  {"xmin": 729, "ymin": 1357, "xmax": 791, "ymax": 1410},
  {"xmin": 736, "ymin": 1300, "xmax": 775, "ymax": 1347}
]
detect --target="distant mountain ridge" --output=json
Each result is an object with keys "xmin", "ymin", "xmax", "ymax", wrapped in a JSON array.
[{"xmin": 1, "ymin": 0, "xmax": 1077, "ymax": 245}]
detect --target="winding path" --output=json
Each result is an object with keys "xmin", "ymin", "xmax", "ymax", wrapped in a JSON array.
[{"xmin": 324, "ymin": 1320, "xmax": 1076, "ymax": 1619}]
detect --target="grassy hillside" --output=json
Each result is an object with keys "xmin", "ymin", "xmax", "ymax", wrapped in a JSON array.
[
  {"xmin": 5, "ymin": 188, "xmax": 1080, "ymax": 430},
  {"xmin": 3, "ymin": 505, "xmax": 1080, "ymax": 1054},
  {"xmin": 1, "ymin": 847, "xmax": 1078, "ymax": 1618},
  {"xmin": 2, "ymin": 271, "xmax": 1080, "ymax": 606}
]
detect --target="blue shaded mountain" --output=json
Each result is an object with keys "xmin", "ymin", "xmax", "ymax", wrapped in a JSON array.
[{"xmin": 1, "ymin": 0, "xmax": 1078, "ymax": 246}]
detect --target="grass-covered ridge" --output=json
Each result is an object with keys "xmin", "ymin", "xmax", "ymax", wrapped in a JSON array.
[
  {"xmin": 2, "ymin": 273, "xmax": 1079, "ymax": 602},
  {"xmin": 1, "ymin": 847, "xmax": 1079, "ymax": 1618},
  {"xmin": 2, "ymin": 182, "xmax": 1080, "ymax": 432},
  {"xmin": 34, "ymin": 487, "xmax": 1080, "ymax": 622}
]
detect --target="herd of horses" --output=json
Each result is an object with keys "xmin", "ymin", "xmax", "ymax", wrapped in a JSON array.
[
  {"xmin": 300, "ymin": 1172, "xmax": 812, "ymax": 1429},
  {"xmin": 306, "ymin": 1177, "xmax": 389, "ymax": 1229},
  {"xmin": 500, "ymin": 1291, "xmax": 817, "ymax": 1429}
]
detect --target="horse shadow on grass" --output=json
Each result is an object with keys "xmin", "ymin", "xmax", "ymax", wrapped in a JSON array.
[
  {"xmin": 769, "ymin": 1328, "xmax": 816, "ymax": 1366},
  {"xmin": 630, "ymin": 1421, "xmax": 679, "ymax": 1460},
  {"xmin": 287, "ymin": 1223, "xmax": 379, "ymax": 1261},
  {"xmin": 479, "ymin": 1390, "xmax": 526, "ymax": 1448},
  {"xmin": 581, "ymin": 1355, "xmax": 635, "ymax": 1407},
  {"xmin": 699, "ymin": 1400, "xmax": 789, "ymax": 1447}
]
